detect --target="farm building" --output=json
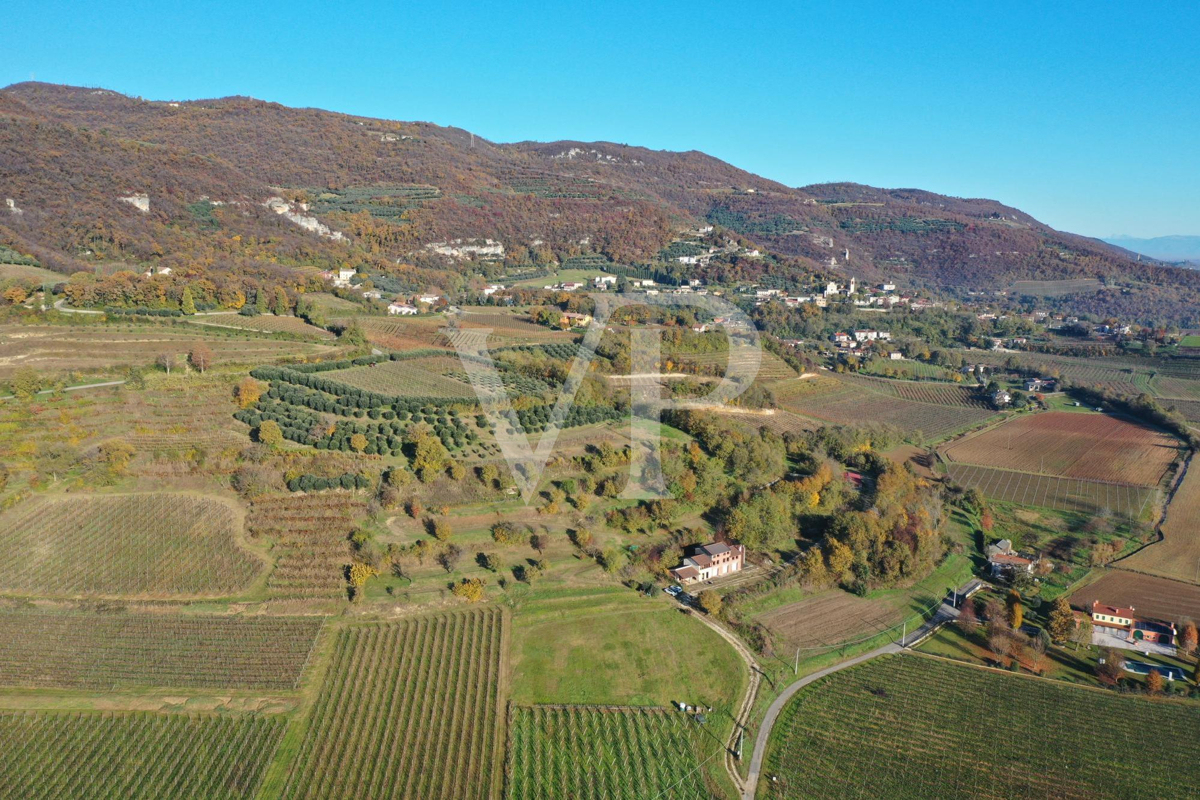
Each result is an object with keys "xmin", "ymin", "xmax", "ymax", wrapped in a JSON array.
[
  {"xmin": 560, "ymin": 312, "xmax": 593, "ymax": 328},
  {"xmin": 387, "ymin": 302, "xmax": 418, "ymax": 316},
  {"xmin": 670, "ymin": 542, "xmax": 745, "ymax": 584},
  {"xmin": 986, "ymin": 539, "xmax": 1036, "ymax": 579},
  {"xmin": 1091, "ymin": 601, "xmax": 1176, "ymax": 646}
]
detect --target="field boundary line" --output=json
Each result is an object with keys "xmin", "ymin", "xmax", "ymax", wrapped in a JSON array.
[{"xmin": 1113, "ymin": 448, "xmax": 1195, "ymax": 569}]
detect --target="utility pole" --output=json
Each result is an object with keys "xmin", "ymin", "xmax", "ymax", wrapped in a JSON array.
[
  {"xmin": 901, "ymin": 621, "xmax": 906, "ymax": 647},
  {"xmin": 794, "ymin": 647, "xmax": 799, "ymax": 675}
]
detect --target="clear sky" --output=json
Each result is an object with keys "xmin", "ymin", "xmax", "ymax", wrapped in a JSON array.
[{"xmin": 5, "ymin": 1, "xmax": 1198, "ymax": 238}]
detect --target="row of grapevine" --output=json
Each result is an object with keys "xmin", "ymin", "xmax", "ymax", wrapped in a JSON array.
[
  {"xmin": 506, "ymin": 705, "xmax": 718, "ymax": 800},
  {"xmin": 280, "ymin": 608, "xmax": 505, "ymax": 799},
  {"xmin": 0, "ymin": 610, "xmax": 323, "ymax": 691},
  {"xmin": 762, "ymin": 655, "xmax": 1200, "ymax": 799},
  {"xmin": 0, "ymin": 494, "xmax": 260, "ymax": 598},
  {"xmin": 0, "ymin": 710, "xmax": 285, "ymax": 799}
]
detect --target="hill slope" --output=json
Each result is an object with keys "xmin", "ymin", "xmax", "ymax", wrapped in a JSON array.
[{"xmin": 3, "ymin": 82, "xmax": 1199, "ymax": 323}]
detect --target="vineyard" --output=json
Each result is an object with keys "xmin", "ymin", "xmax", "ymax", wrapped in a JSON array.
[
  {"xmin": 0, "ymin": 610, "xmax": 322, "ymax": 691},
  {"xmin": 945, "ymin": 463, "xmax": 1157, "ymax": 517},
  {"xmin": 836, "ymin": 373, "xmax": 992, "ymax": 408},
  {"xmin": 247, "ymin": 493, "xmax": 364, "ymax": 598},
  {"xmin": 188, "ymin": 314, "xmax": 336, "ymax": 339},
  {"xmin": 777, "ymin": 385, "xmax": 997, "ymax": 441},
  {"xmin": 0, "ymin": 494, "xmax": 262, "ymax": 597},
  {"xmin": 0, "ymin": 324, "xmax": 337, "ymax": 379},
  {"xmin": 761, "ymin": 655, "xmax": 1200, "ymax": 800},
  {"xmin": 1120, "ymin": 461, "xmax": 1200, "ymax": 583},
  {"xmin": 942, "ymin": 412, "xmax": 1181, "ymax": 486},
  {"xmin": 676, "ymin": 349, "xmax": 797, "ymax": 381},
  {"xmin": 1150, "ymin": 375, "xmax": 1200, "ymax": 400},
  {"xmin": 861, "ymin": 359, "xmax": 954, "ymax": 381},
  {"xmin": 506, "ymin": 705, "xmax": 718, "ymax": 800},
  {"xmin": 280, "ymin": 608, "xmax": 505, "ymax": 799},
  {"xmin": 0, "ymin": 710, "xmax": 285, "ymax": 799},
  {"xmin": 326, "ymin": 356, "xmax": 479, "ymax": 398}
]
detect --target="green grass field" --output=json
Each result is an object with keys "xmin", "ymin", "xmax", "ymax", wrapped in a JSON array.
[
  {"xmin": 506, "ymin": 705, "xmax": 719, "ymax": 799},
  {"xmin": 761, "ymin": 654, "xmax": 1200, "ymax": 799},
  {"xmin": 509, "ymin": 589, "xmax": 746, "ymax": 709}
]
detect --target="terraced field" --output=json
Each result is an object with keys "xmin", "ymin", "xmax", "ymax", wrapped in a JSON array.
[
  {"xmin": 761, "ymin": 655, "xmax": 1200, "ymax": 800},
  {"xmin": 0, "ymin": 710, "xmax": 285, "ymax": 799},
  {"xmin": 679, "ymin": 349, "xmax": 796, "ymax": 381},
  {"xmin": 0, "ymin": 610, "xmax": 322, "ymax": 691},
  {"xmin": 247, "ymin": 493, "xmax": 364, "ymax": 598},
  {"xmin": 188, "ymin": 314, "xmax": 335, "ymax": 339},
  {"xmin": 945, "ymin": 463, "xmax": 1157, "ymax": 517},
  {"xmin": 943, "ymin": 412, "xmax": 1180, "ymax": 486},
  {"xmin": 506, "ymin": 705, "xmax": 718, "ymax": 800},
  {"xmin": 0, "ymin": 324, "xmax": 338, "ymax": 379},
  {"xmin": 0, "ymin": 494, "xmax": 262, "ymax": 598},
  {"xmin": 279, "ymin": 608, "xmax": 505, "ymax": 799}
]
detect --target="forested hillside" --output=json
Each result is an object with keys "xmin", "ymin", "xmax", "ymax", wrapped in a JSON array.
[{"xmin": 3, "ymin": 81, "xmax": 1199, "ymax": 321}]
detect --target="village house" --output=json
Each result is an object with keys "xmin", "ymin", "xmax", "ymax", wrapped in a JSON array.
[
  {"xmin": 986, "ymin": 539, "xmax": 1035, "ymax": 579},
  {"xmin": 561, "ymin": 311, "xmax": 593, "ymax": 328},
  {"xmin": 889, "ymin": 351, "xmax": 904, "ymax": 360},
  {"xmin": 482, "ymin": 284, "xmax": 506, "ymax": 296},
  {"xmin": 853, "ymin": 330, "xmax": 891, "ymax": 342},
  {"xmin": 670, "ymin": 542, "xmax": 746, "ymax": 585},
  {"xmin": 594, "ymin": 275, "xmax": 617, "ymax": 289},
  {"xmin": 387, "ymin": 302, "xmax": 418, "ymax": 316},
  {"xmin": 417, "ymin": 294, "xmax": 442, "ymax": 306},
  {"xmin": 1091, "ymin": 601, "xmax": 1177, "ymax": 647}
]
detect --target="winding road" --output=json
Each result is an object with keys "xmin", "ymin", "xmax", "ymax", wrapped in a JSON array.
[{"xmin": 739, "ymin": 578, "xmax": 980, "ymax": 799}]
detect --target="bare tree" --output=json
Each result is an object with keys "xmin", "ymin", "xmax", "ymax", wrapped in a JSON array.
[{"xmin": 156, "ymin": 352, "xmax": 176, "ymax": 374}]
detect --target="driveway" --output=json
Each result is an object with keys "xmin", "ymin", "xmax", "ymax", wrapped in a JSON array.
[{"xmin": 1092, "ymin": 626, "xmax": 1176, "ymax": 657}]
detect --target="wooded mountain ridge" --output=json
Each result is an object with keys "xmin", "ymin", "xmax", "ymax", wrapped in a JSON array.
[{"xmin": 2, "ymin": 82, "xmax": 1198, "ymax": 323}]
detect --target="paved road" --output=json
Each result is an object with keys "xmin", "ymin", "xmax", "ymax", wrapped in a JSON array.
[{"xmin": 742, "ymin": 579, "xmax": 979, "ymax": 799}]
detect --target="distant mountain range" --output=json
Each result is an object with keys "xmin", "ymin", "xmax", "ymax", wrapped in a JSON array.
[
  {"xmin": 1103, "ymin": 235, "xmax": 1200, "ymax": 264},
  {"xmin": 3, "ymin": 82, "xmax": 1200, "ymax": 324}
]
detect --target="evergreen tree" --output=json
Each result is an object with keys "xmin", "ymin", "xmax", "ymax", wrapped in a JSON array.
[{"xmin": 180, "ymin": 287, "xmax": 196, "ymax": 315}]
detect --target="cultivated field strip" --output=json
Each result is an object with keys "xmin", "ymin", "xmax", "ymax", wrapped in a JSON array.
[
  {"xmin": 834, "ymin": 373, "xmax": 993, "ymax": 408},
  {"xmin": 0, "ymin": 494, "xmax": 261, "ymax": 597},
  {"xmin": 762, "ymin": 655, "xmax": 1200, "ymax": 800},
  {"xmin": 281, "ymin": 608, "xmax": 505, "ymax": 799},
  {"xmin": 1071, "ymin": 571, "xmax": 1200, "ymax": 623},
  {"xmin": 777, "ymin": 384, "xmax": 997, "ymax": 440},
  {"xmin": 943, "ymin": 412, "xmax": 1180, "ymax": 487},
  {"xmin": 0, "ymin": 610, "xmax": 323, "ymax": 691},
  {"xmin": 248, "ymin": 494, "xmax": 363, "ymax": 598},
  {"xmin": 187, "ymin": 314, "xmax": 336, "ymax": 339},
  {"xmin": 506, "ymin": 705, "xmax": 715, "ymax": 800},
  {"xmin": 0, "ymin": 711, "xmax": 285, "ymax": 799},
  {"xmin": 327, "ymin": 357, "xmax": 477, "ymax": 398},
  {"xmin": 945, "ymin": 463, "xmax": 1156, "ymax": 517},
  {"xmin": 1120, "ymin": 459, "xmax": 1200, "ymax": 583}
]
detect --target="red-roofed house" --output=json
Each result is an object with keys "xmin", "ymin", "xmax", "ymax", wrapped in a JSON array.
[
  {"xmin": 1091, "ymin": 601, "xmax": 1176, "ymax": 647},
  {"xmin": 670, "ymin": 541, "xmax": 746, "ymax": 584},
  {"xmin": 986, "ymin": 539, "xmax": 1036, "ymax": 579}
]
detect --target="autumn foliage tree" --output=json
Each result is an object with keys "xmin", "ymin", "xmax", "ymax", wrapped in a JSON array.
[
  {"xmin": 451, "ymin": 577, "xmax": 486, "ymax": 603},
  {"xmin": 1006, "ymin": 590, "xmax": 1024, "ymax": 629},
  {"xmin": 235, "ymin": 378, "xmax": 264, "ymax": 409},
  {"xmin": 1179, "ymin": 620, "xmax": 1198, "ymax": 656},
  {"xmin": 188, "ymin": 344, "xmax": 213, "ymax": 373},
  {"xmin": 257, "ymin": 419, "xmax": 283, "ymax": 449},
  {"xmin": 1047, "ymin": 596, "xmax": 1076, "ymax": 643}
]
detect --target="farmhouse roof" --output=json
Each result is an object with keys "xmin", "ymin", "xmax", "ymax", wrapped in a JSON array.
[
  {"xmin": 988, "ymin": 553, "xmax": 1033, "ymax": 567},
  {"xmin": 690, "ymin": 554, "xmax": 713, "ymax": 569},
  {"xmin": 700, "ymin": 542, "xmax": 731, "ymax": 557},
  {"xmin": 1133, "ymin": 619, "xmax": 1175, "ymax": 636},
  {"xmin": 1092, "ymin": 601, "xmax": 1135, "ymax": 618},
  {"xmin": 672, "ymin": 566, "xmax": 700, "ymax": 580}
]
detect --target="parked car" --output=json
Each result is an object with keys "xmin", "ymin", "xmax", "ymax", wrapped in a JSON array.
[{"xmin": 664, "ymin": 585, "xmax": 683, "ymax": 597}]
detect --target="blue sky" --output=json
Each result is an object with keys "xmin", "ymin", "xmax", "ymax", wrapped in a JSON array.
[{"xmin": 5, "ymin": 1, "xmax": 1198, "ymax": 237}]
